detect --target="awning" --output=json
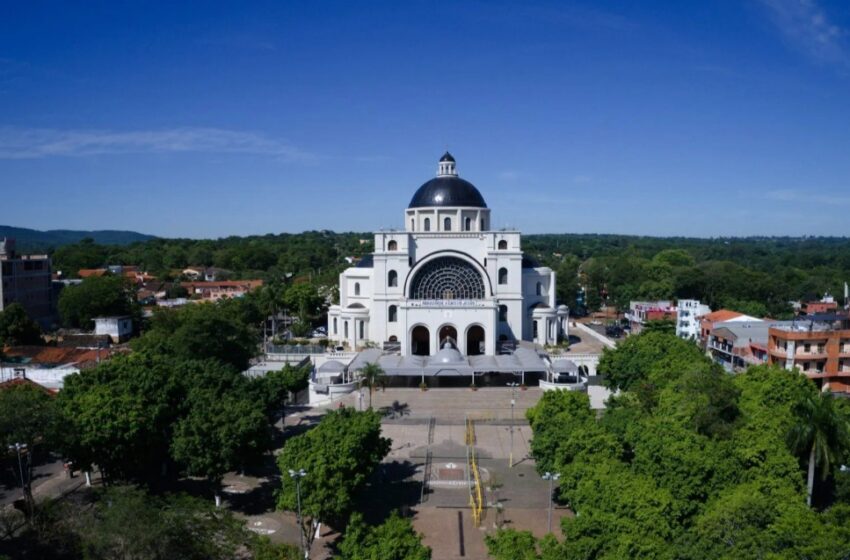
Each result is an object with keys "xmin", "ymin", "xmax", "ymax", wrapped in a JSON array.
[
  {"xmin": 550, "ymin": 359, "xmax": 579, "ymax": 374},
  {"xmin": 347, "ymin": 346, "xmax": 550, "ymax": 376}
]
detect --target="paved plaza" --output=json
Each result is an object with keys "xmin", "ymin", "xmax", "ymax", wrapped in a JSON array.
[{"xmin": 336, "ymin": 387, "xmax": 570, "ymax": 560}]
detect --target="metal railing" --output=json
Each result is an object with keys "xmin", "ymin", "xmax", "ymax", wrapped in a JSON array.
[{"xmin": 465, "ymin": 417, "xmax": 484, "ymax": 528}]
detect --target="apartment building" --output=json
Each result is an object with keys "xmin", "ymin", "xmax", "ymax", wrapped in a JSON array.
[
  {"xmin": 0, "ymin": 238, "xmax": 54, "ymax": 327},
  {"xmin": 768, "ymin": 314, "xmax": 850, "ymax": 393},
  {"xmin": 676, "ymin": 299, "xmax": 711, "ymax": 340}
]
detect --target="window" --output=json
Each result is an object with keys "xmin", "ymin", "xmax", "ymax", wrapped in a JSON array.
[
  {"xmin": 498, "ymin": 267, "xmax": 508, "ymax": 285},
  {"xmin": 480, "ymin": 219, "xmax": 485, "ymax": 231},
  {"xmin": 344, "ymin": 322, "xmax": 349, "ymax": 338},
  {"xmin": 465, "ymin": 217, "xmax": 471, "ymax": 231},
  {"xmin": 804, "ymin": 343, "xmax": 811, "ymax": 353},
  {"xmin": 333, "ymin": 317, "xmax": 338, "ymax": 334},
  {"xmin": 444, "ymin": 217, "xmax": 451, "ymax": 231},
  {"xmin": 533, "ymin": 321, "xmax": 538, "ymax": 338},
  {"xmin": 410, "ymin": 257, "xmax": 485, "ymax": 300},
  {"xmin": 388, "ymin": 270, "xmax": 398, "ymax": 287},
  {"xmin": 388, "ymin": 305, "xmax": 397, "ymax": 322},
  {"xmin": 424, "ymin": 218, "xmax": 431, "ymax": 232},
  {"xmin": 354, "ymin": 282, "xmax": 360, "ymax": 296},
  {"xmin": 498, "ymin": 240, "xmax": 508, "ymax": 250},
  {"xmin": 411, "ymin": 219, "xmax": 414, "ymax": 230},
  {"xmin": 359, "ymin": 321, "xmax": 364, "ymax": 339},
  {"xmin": 499, "ymin": 305, "xmax": 508, "ymax": 322},
  {"xmin": 536, "ymin": 282, "xmax": 542, "ymax": 296},
  {"xmin": 388, "ymin": 240, "xmax": 398, "ymax": 251}
]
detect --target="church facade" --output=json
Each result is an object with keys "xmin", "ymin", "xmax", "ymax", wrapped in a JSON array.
[{"xmin": 327, "ymin": 153, "xmax": 569, "ymax": 357}]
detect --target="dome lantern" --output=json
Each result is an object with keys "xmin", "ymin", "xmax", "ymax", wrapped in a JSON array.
[{"xmin": 437, "ymin": 151, "xmax": 457, "ymax": 177}]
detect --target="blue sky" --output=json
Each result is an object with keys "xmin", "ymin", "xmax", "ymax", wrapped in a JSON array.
[{"xmin": 1, "ymin": 0, "xmax": 849, "ymax": 238}]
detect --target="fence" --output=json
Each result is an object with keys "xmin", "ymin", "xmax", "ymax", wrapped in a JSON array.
[{"xmin": 465, "ymin": 417, "xmax": 484, "ymax": 527}]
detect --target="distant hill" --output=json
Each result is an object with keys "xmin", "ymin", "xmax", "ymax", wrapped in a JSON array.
[{"xmin": 0, "ymin": 225, "xmax": 156, "ymax": 251}]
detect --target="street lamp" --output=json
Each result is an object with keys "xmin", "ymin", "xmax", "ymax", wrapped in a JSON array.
[
  {"xmin": 8, "ymin": 442, "xmax": 31, "ymax": 515},
  {"xmin": 507, "ymin": 382, "xmax": 519, "ymax": 468},
  {"xmin": 542, "ymin": 471, "xmax": 560, "ymax": 533},
  {"xmin": 288, "ymin": 469, "xmax": 308, "ymax": 559}
]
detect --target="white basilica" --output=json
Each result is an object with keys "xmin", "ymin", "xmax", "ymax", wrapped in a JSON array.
[{"xmin": 327, "ymin": 153, "xmax": 569, "ymax": 358}]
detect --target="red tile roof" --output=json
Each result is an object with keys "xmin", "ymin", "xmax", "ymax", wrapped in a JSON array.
[{"xmin": 3, "ymin": 346, "xmax": 115, "ymax": 369}]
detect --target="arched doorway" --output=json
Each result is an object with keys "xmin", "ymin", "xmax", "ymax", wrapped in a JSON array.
[
  {"xmin": 411, "ymin": 326, "xmax": 430, "ymax": 356},
  {"xmin": 438, "ymin": 325, "xmax": 458, "ymax": 348},
  {"xmin": 466, "ymin": 325, "xmax": 485, "ymax": 356}
]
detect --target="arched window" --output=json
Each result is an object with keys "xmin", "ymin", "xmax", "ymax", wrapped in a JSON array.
[
  {"xmin": 410, "ymin": 257, "xmax": 485, "ymax": 300},
  {"xmin": 388, "ymin": 270, "xmax": 398, "ymax": 287},
  {"xmin": 359, "ymin": 321, "xmax": 364, "ymax": 339},
  {"xmin": 388, "ymin": 305, "xmax": 397, "ymax": 322},
  {"xmin": 498, "ymin": 240, "xmax": 508, "ymax": 250},
  {"xmin": 536, "ymin": 282, "xmax": 542, "ymax": 296},
  {"xmin": 465, "ymin": 217, "xmax": 471, "ymax": 231},
  {"xmin": 410, "ymin": 219, "xmax": 414, "ymax": 230},
  {"xmin": 388, "ymin": 240, "xmax": 397, "ymax": 251},
  {"xmin": 498, "ymin": 267, "xmax": 508, "ymax": 285},
  {"xmin": 533, "ymin": 321, "xmax": 538, "ymax": 338},
  {"xmin": 499, "ymin": 304, "xmax": 508, "ymax": 322},
  {"xmin": 424, "ymin": 218, "xmax": 431, "ymax": 232},
  {"xmin": 344, "ymin": 322, "xmax": 349, "ymax": 338},
  {"xmin": 444, "ymin": 217, "xmax": 451, "ymax": 231},
  {"xmin": 333, "ymin": 317, "xmax": 337, "ymax": 334},
  {"xmin": 354, "ymin": 282, "xmax": 360, "ymax": 296}
]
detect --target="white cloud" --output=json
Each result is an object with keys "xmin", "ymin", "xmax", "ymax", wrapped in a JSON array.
[
  {"xmin": 757, "ymin": 0, "xmax": 849, "ymax": 66},
  {"xmin": 0, "ymin": 126, "xmax": 315, "ymax": 161}
]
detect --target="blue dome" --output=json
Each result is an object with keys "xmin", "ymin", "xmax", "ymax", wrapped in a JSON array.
[{"xmin": 408, "ymin": 176, "xmax": 487, "ymax": 209}]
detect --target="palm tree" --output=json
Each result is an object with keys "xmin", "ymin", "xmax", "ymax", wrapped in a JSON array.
[
  {"xmin": 359, "ymin": 362, "xmax": 386, "ymax": 409},
  {"xmin": 788, "ymin": 389, "xmax": 850, "ymax": 506}
]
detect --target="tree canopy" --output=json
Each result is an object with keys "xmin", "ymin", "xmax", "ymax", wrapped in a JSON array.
[
  {"xmin": 57, "ymin": 352, "xmax": 275, "ymax": 489},
  {"xmin": 337, "ymin": 512, "xmax": 431, "ymax": 560},
  {"xmin": 57, "ymin": 276, "xmax": 137, "ymax": 329},
  {"xmin": 0, "ymin": 303, "xmax": 42, "ymax": 346},
  {"xmin": 276, "ymin": 408, "xmax": 391, "ymax": 551},
  {"xmin": 514, "ymin": 330, "xmax": 850, "ymax": 559}
]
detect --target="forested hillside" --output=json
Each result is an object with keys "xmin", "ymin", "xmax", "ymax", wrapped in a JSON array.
[{"xmin": 0, "ymin": 225, "xmax": 155, "ymax": 250}]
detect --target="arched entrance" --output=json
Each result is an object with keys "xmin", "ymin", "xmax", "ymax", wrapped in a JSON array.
[
  {"xmin": 438, "ymin": 325, "xmax": 458, "ymax": 348},
  {"xmin": 466, "ymin": 325, "xmax": 485, "ymax": 356},
  {"xmin": 411, "ymin": 326, "xmax": 430, "ymax": 356}
]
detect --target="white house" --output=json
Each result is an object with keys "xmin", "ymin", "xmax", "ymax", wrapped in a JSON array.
[
  {"xmin": 327, "ymin": 153, "xmax": 569, "ymax": 357},
  {"xmin": 94, "ymin": 316, "xmax": 133, "ymax": 343}
]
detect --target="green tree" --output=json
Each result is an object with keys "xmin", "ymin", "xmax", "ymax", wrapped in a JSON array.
[
  {"xmin": 788, "ymin": 390, "xmax": 850, "ymax": 506},
  {"xmin": 0, "ymin": 303, "xmax": 42, "ymax": 346},
  {"xmin": 597, "ymin": 330, "xmax": 706, "ymax": 391},
  {"xmin": 57, "ymin": 276, "xmax": 136, "ymax": 329},
  {"xmin": 171, "ymin": 375, "xmax": 270, "ymax": 507},
  {"xmin": 132, "ymin": 301, "xmax": 259, "ymax": 370},
  {"xmin": 485, "ymin": 529, "xmax": 540, "ymax": 560},
  {"xmin": 0, "ymin": 383, "xmax": 62, "ymax": 514},
  {"xmin": 358, "ymin": 362, "xmax": 387, "ymax": 409},
  {"xmin": 46, "ymin": 486, "xmax": 249, "ymax": 560},
  {"xmin": 338, "ymin": 511, "xmax": 431, "ymax": 560},
  {"xmin": 283, "ymin": 282, "xmax": 323, "ymax": 322},
  {"xmin": 251, "ymin": 536, "xmax": 301, "ymax": 560},
  {"xmin": 57, "ymin": 353, "xmax": 182, "ymax": 483},
  {"xmin": 250, "ymin": 362, "xmax": 311, "ymax": 420},
  {"xmin": 276, "ymin": 408, "xmax": 391, "ymax": 553}
]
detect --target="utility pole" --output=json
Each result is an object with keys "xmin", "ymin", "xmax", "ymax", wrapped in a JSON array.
[
  {"xmin": 542, "ymin": 471, "xmax": 560, "ymax": 533},
  {"xmin": 288, "ymin": 469, "xmax": 308, "ymax": 559},
  {"xmin": 8, "ymin": 442, "xmax": 31, "ymax": 516},
  {"xmin": 507, "ymin": 382, "xmax": 519, "ymax": 468}
]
